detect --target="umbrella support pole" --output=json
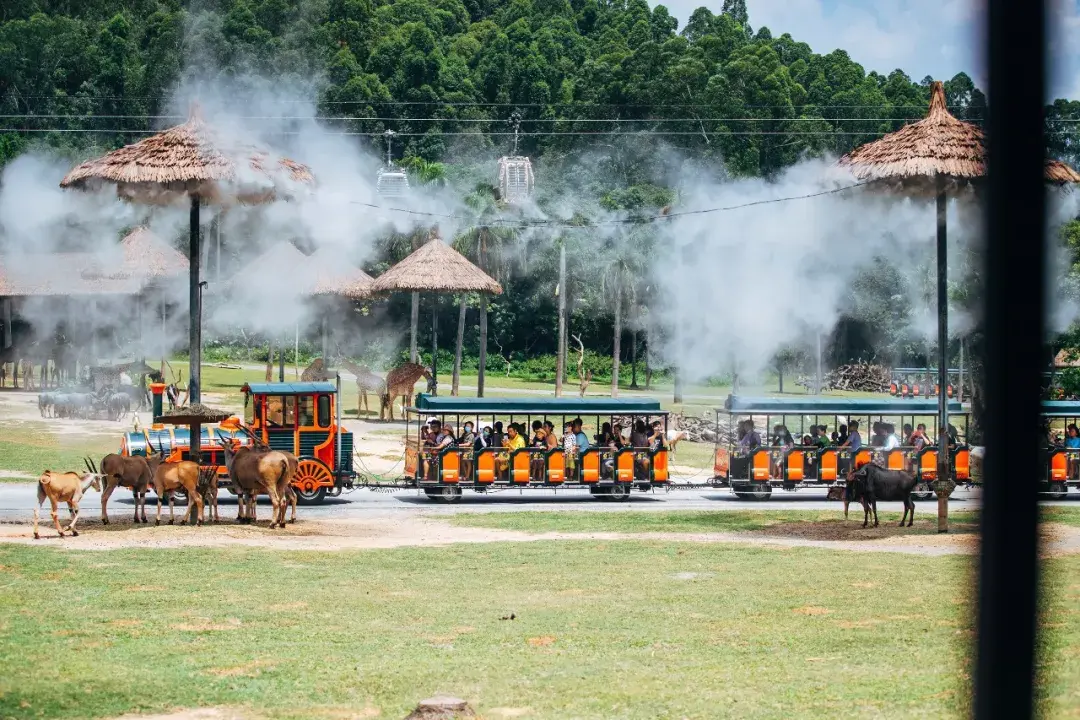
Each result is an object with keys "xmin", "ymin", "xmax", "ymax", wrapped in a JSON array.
[
  {"xmin": 430, "ymin": 295, "xmax": 438, "ymax": 395},
  {"xmin": 936, "ymin": 175, "xmax": 950, "ymax": 533},
  {"xmin": 189, "ymin": 195, "xmax": 202, "ymax": 405},
  {"xmin": 478, "ymin": 294, "xmax": 487, "ymax": 398}
]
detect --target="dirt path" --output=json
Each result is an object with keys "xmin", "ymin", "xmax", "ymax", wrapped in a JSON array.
[{"xmin": 3, "ymin": 514, "xmax": 1078, "ymax": 557}]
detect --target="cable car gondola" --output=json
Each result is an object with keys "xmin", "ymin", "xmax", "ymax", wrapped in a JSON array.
[
  {"xmin": 377, "ymin": 129, "xmax": 410, "ymax": 198},
  {"xmin": 496, "ymin": 114, "xmax": 534, "ymax": 204}
]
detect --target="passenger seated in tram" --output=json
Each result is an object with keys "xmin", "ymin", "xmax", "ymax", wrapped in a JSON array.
[
  {"xmin": 530, "ymin": 423, "xmax": 547, "ymax": 481},
  {"xmin": 497, "ymin": 423, "xmax": 525, "ymax": 479},
  {"xmin": 572, "ymin": 418, "xmax": 590, "ymax": 454},
  {"xmin": 649, "ymin": 420, "xmax": 666, "ymax": 451},
  {"xmin": 840, "ymin": 420, "xmax": 862, "ymax": 450},
  {"xmin": 425, "ymin": 420, "xmax": 454, "ymax": 481},
  {"xmin": 492, "ymin": 421, "xmax": 505, "ymax": 449},
  {"xmin": 883, "ymin": 423, "xmax": 901, "ymax": 450},
  {"xmin": 836, "ymin": 424, "xmax": 848, "ymax": 446},
  {"xmin": 457, "ymin": 421, "xmax": 476, "ymax": 478},
  {"xmin": 630, "ymin": 420, "xmax": 650, "ymax": 479},
  {"xmin": 771, "ymin": 425, "xmax": 794, "ymax": 476},
  {"xmin": 908, "ymin": 423, "xmax": 929, "ymax": 451},
  {"xmin": 870, "ymin": 422, "xmax": 887, "ymax": 448},
  {"xmin": 544, "ymin": 422, "xmax": 559, "ymax": 451},
  {"xmin": 474, "ymin": 423, "xmax": 493, "ymax": 452},
  {"xmin": 563, "ymin": 422, "xmax": 578, "ymax": 479}
]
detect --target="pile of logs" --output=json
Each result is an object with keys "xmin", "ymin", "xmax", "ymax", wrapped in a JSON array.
[{"xmin": 796, "ymin": 363, "xmax": 891, "ymax": 393}]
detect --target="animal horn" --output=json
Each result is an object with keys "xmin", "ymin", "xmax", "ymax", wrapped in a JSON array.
[{"xmin": 83, "ymin": 457, "xmax": 93, "ymax": 474}]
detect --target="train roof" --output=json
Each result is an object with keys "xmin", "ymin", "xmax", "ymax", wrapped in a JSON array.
[
  {"xmin": 718, "ymin": 394, "xmax": 967, "ymax": 415},
  {"xmin": 1041, "ymin": 401, "xmax": 1080, "ymax": 417},
  {"xmin": 241, "ymin": 382, "xmax": 337, "ymax": 395},
  {"xmin": 411, "ymin": 394, "xmax": 664, "ymax": 414}
]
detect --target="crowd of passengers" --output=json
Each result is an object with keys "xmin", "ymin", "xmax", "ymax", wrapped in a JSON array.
[
  {"xmin": 735, "ymin": 418, "xmax": 961, "ymax": 453},
  {"xmin": 418, "ymin": 416, "xmax": 669, "ymax": 482}
]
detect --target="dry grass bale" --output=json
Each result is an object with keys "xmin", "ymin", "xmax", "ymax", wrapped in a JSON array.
[{"xmin": 404, "ymin": 696, "xmax": 476, "ymax": 720}]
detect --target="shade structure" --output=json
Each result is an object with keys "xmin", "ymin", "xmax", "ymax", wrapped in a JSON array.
[
  {"xmin": 370, "ymin": 234, "xmax": 502, "ymax": 395},
  {"xmin": 839, "ymin": 80, "xmax": 1080, "ymax": 532},
  {"xmin": 308, "ymin": 247, "xmax": 374, "ymax": 300},
  {"xmin": 60, "ymin": 106, "xmax": 314, "ymax": 406},
  {"xmin": 154, "ymin": 403, "xmax": 233, "ymax": 464},
  {"xmin": 120, "ymin": 227, "xmax": 189, "ymax": 279}
]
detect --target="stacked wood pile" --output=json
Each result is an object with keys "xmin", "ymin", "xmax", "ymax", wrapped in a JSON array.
[
  {"xmin": 611, "ymin": 413, "xmax": 737, "ymax": 445},
  {"xmin": 796, "ymin": 363, "xmax": 891, "ymax": 393}
]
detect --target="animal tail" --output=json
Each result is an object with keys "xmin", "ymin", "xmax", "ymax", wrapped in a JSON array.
[{"xmin": 277, "ymin": 460, "xmax": 288, "ymax": 488}]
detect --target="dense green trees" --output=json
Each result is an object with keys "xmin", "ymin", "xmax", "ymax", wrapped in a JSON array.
[{"xmin": 0, "ymin": 0, "xmax": 1075, "ymax": 381}]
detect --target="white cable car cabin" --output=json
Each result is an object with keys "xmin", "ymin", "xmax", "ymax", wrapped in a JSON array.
[
  {"xmin": 377, "ymin": 167, "xmax": 410, "ymax": 197},
  {"xmin": 497, "ymin": 156, "xmax": 534, "ymax": 203}
]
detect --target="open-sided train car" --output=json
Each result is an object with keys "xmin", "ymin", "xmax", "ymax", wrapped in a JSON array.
[
  {"xmin": 122, "ymin": 381, "xmax": 354, "ymax": 503},
  {"xmin": 403, "ymin": 395, "xmax": 671, "ymax": 502},
  {"xmin": 1041, "ymin": 400, "xmax": 1080, "ymax": 498},
  {"xmin": 712, "ymin": 395, "xmax": 971, "ymax": 500}
]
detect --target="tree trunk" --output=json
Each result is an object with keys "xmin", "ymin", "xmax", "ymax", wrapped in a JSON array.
[
  {"xmin": 188, "ymin": 195, "xmax": 201, "ymax": 403},
  {"xmin": 630, "ymin": 327, "xmax": 638, "ymax": 389},
  {"xmin": 611, "ymin": 285, "xmax": 621, "ymax": 398},
  {"xmin": 644, "ymin": 324, "xmax": 652, "ymax": 390},
  {"xmin": 555, "ymin": 242, "xmax": 567, "ymax": 397},
  {"xmin": 409, "ymin": 291, "xmax": 419, "ymax": 363},
  {"xmin": 430, "ymin": 295, "xmax": 438, "ymax": 396},
  {"xmin": 478, "ymin": 294, "xmax": 488, "ymax": 398},
  {"xmin": 452, "ymin": 297, "xmax": 466, "ymax": 396}
]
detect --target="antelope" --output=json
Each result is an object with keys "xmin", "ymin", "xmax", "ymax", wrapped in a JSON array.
[
  {"xmin": 145, "ymin": 440, "xmax": 203, "ymax": 526},
  {"xmin": 94, "ymin": 454, "xmax": 152, "ymax": 524},
  {"xmin": 217, "ymin": 435, "xmax": 292, "ymax": 529},
  {"xmin": 228, "ymin": 429, "xmax": 299, "ymax": 526},
  {"xmin": 34, "ymin": 469, "xmax": 104, "ymax": 539}
]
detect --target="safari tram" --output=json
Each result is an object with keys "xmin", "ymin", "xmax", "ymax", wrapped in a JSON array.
[
  {"xmin": 1039, "ymin": 400, "xmax": 1080, "ymax": 498},
  {"xmin": 119, "ymin": 380, "xmax": 355, "ymax": 503},
  {"xmin": 711, "ymin": 395, "xmax": 972, "ymax": 500},
  {"xmin": 401, "ymin": 396, "xmax": 672, "ymax": 502}
]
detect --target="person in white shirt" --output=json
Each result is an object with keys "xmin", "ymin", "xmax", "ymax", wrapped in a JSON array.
[{"xmin": 883, "ymin": 423, "xmax": 901, "ymax": 450}]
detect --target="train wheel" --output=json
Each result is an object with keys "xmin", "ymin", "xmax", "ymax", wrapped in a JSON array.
[
  {"xmin": 425, "ymin": 486, "xmax": 462, "ymax": 503},
  {"xmin": 734, "ymin": 486, "xmax": 772, "ymax": 501},
  {"xmin": 913, "ymin": 483, "xmax": 934, "ymax": 501},
  {"xmin": 608, "ymin": 484, "xmax": 631, "ymax": 502},
  {"xmin": 1041, "ymin": 483, "xmax": 1069, "ymax": 500},
  {"xmin": 294, "ymin": 459, "xmax": 332, "ymax": 505}
]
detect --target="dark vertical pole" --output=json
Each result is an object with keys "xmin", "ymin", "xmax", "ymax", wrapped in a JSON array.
[
  {"xmin": 430, "ymin": 295, "xmax": 438, "ymax": 395},
  {"xmin": 976, "ymin": 0, "xmax": 1045, "ymax": 717},
  {"xmin": 278, "ymin": 333, "xmax": 285, "ymax": 382},
  {"xmin": 936, "ymin": 176, "xmax": 950, "ymax": 533},
  {"xmin": 555, "ymin": 241, "xmax": 566, "ymax": 397},
  {"xmin": 478, "ymin": 294, "xmax": 488, "ymax": 398},
  {"xmin": 188, "ymin": 195, "xmax": 201, "ymax": 405}
]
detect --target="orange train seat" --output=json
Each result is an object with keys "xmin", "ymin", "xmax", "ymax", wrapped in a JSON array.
[
  {"xmin": 886, "ymin": 449, "xmax": 906, "ymax": 472},
  {"xmin": 785, "ymin": 450, "xmax": 805, "ymax": 481},
  {"xmin": 919, "ymin": 450, "xmax": 938, "ymax": 481},
  {"xmin": 616, "ymin": 451, "xmax": 634, "ymax": 483},
  {"xmin": 900, "ymin": 383, "xmax": 910, "ymax": 397},
  {"xmin": 547, "ymin": 451, "xmax": 565, "ymax": 484},
  {"xmin": 889, "ymin": 382, "xmax": 898, "ymax": 396},
  {"xmin": 582, "ymin": 450, "xmax": 600, "ymax": 483},
  {"xmin": 653, "ymin": 450, "xmax": 670, "ymax": 483},
  {"xmin": 953, "ymin": 448, "xmax": 970, "ymax": 481},
  {"xmin": 854, "ymin": 449, "xmax": 873, "ymax": 470},
  {"xmin": 713, "ymin": 448, "xmax": 730, "ymax": 479},
  {"xmin": 1050, "ymin": 451, "xmax": 1067, "ymax": 482},
  {"xmin": 440, "ymin": 451, "xmax": 460, "ymax": 483},
  {"xmin": 476, "ymin": 450, "xmax": 496, "ymax": 484},
  {"xmin": 511, "ymin": 451, "xmax": 531, "ymax": 484},
  {"xmin": 819, "ymin": 449, "xmax": 838, "ymax": 482},
  {"xmin": 751, "ymin": 450, "xmax": 770, "ymax": 481}
]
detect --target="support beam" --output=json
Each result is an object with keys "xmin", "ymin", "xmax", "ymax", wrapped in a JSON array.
[
  {"xmin": 975, "ymin": 0, "xmax": 1045, "ymax": 716},
  {"xmin": 188, "ymin": 195, "xmax": 202, "ymax": 404},
  {"xmin": 555, "ymin": 241, "xmax": 566, "ymax": 397},
  {"xmin": 936, "ymin": 174, "xmax": 950, "ymax": 533},
  {"xmin": 409, "ymin": 291, "xmax": 419, "ymax": 363}
]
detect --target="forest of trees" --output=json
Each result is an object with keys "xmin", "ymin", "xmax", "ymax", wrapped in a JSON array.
[{"xmin": 2, "ymin": 0, "xmax": 1079, "ymax": 383}]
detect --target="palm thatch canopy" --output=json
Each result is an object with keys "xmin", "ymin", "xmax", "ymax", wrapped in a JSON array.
[
  {"xmin": 120, "ymin": 226, "xmax": 188, "ymax": 278},
  {"xmin": 308, "ymin": 247, "xmax": 374, "ymax": 299},
  {"xmin": 370, "ymin": 237, "xmax": 502, "ymax": 295},
  {"xmin": 840, "ymin": 81, "xmax": 1079, "ymax": 185},
  {"xmin": 60, "ymin": 108, "xmax": 314, "ymax": 205}
]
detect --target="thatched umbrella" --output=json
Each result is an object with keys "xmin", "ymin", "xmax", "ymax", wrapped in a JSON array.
[
  {"xmin": 370, "ymin": 232, "xmax": 502, "ymax": 395},
  {"xmin": 839, "ymin": 80, "xmax": 1079, "ymax": 531},
  {"xmin": 154, "ymin": 404, "xmax": 233, "ymax": 466},
  {"xmin": 60, "ymin": 106, "xmax": 313, "ymax": 407},
  {"xmin": 308, "ymin": 247, "xmax": 375, "ymax": 373}
]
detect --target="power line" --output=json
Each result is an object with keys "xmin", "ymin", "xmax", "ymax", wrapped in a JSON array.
[
  {"xmin": 346, "ymin": 181, "xmax": 872, "ymax": 227},
  {"xmin": 5, "ymin": 128, "xmax": 1077, "ymax": 137},
  {"xmin": 0, "ymin": 114, "xmax": 990, "ymax": 122}
]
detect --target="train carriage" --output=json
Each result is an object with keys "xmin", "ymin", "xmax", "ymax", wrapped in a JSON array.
[
  {"xmin": 403, "ymin": 396, "xmax": 671, "ymax": 502},
  {"xmin": 712, "ymin": 395, "xmax": 971, "ymax": 500},
  {"xmin": 1040, "ymin": 400, "xmax": 1080, "ymax": 498}
]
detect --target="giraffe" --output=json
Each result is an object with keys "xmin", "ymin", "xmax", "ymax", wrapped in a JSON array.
[
  {"xmin": 336, "ymin": 359, "xmax": 387, "ymax": 419},
  {"xmin": 301, "ymin": 358, "xmax": 332, "ymax": 382},
  {"xmin": 381, "ymin": 361, "xmax": 434, "ymax": 421}
]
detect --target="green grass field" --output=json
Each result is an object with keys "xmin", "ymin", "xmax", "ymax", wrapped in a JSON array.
[
  {"xmin": 0, "ymin": 425, "xmax": 112, "ymax": 482},
  {"xmin": 1, "ymin": 541, "xmax": 1076, "ymax": 720}
]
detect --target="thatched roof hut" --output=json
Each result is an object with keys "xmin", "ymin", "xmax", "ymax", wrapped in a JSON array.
[
  {"xmin": 840, "ymin": 81, "xmax": 1080, "ymax": 185},
  {"xmin": 60, "ymin": 110, "xmax": 313, "ymax": 205},
  {"xmin": 370, "ymin": 237, "xmax": 502, "ymax": 295},
  {"xmin": 120, "ymin": 226, "xmax": 188, "ymax": 278},
  {"xmin": 0, "ymin": 253, "xmax": 144, "ymax": 296},
  {"xmin": 308, "ymin": 247, "xmax": 374, "ymax": 299},
  {"xmin": 230, "ymin": 241, "xmax": 315, "ymax": 290}
]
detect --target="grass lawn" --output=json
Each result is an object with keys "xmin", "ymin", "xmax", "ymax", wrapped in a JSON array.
[
  {"xmin": 0, "ymin": 424, "xmax": 114, "ymax": 481},
  {"xmin": 447, "ymin": 508, "xmax": 1079, "ymax": 534},
  {"xmin": 0, "ymin": 542, "xmax": 1077, "ymax": 719}
]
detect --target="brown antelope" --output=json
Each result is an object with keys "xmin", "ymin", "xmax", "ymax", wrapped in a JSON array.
[
  {"xmin": 145, "ymin": 441, "xmax": 203, "ymax": 526},
  {"xmin": 226, "ymin": 429, "xmax": 298, "ymax": 525},
  {"xmin": 95, "ymin": 454, "xmax": 152, "ymax": 524},
  {"xmin": 34, "ymin": 469, "xmax": 104, "ymax": 539},
  {"xmin": 218, "ymin": 437, "xmax": 292, "ymax": 529}
]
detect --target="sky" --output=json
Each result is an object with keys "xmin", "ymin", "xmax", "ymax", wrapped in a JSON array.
[{"xmin": 651, "ymin": 0, "xmax": 1080, "ymax": 101}]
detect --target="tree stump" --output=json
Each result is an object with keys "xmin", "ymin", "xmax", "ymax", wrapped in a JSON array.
[{"xmin": 404, "ymin": 695, "xmax": 476, "ymax": 719}]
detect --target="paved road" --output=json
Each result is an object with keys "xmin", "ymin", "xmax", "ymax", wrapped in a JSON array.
[{"xmin": 0, "ymin": 482, "xmax": 1074, "ymax": 522}]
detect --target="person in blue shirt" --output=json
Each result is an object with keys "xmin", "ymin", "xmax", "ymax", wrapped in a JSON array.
[
  {"xmin": 1065, "ymin": 424, "xmax": 1080, "ymax": 449},
  {"xmin": 572, "ymin": 418, "xmax": 591, "ymax": 452},
  {"xmin": 841, "ymin": 419, "xmax": 862, "ymax": 451}
]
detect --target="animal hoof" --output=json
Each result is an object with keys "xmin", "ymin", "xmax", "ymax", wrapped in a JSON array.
[
  {"xmin": 33, "ymin": 532, "xmax": 40, "ymax": 539},
  {"xmin": 155, "ymin": 519, "xmax": 160, "ymax": 526},
  {"xmin": 102, "ymin": 518, "xmax": 109, "ymax": 525},
  {"xmin": 288, "ymin": 519, "xmax": 296, "ymax": 524},
  {"xmin": 71, "ymin": 530, "xmax": 78, "ymax": 537},
  {"xmin": 168, "ymin": 519, "xmax": 174, "ymax": 526}
]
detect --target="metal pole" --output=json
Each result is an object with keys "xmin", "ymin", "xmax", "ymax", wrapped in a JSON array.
[
  {"xmin": 959, "ymin": 338, "xmax": 965, "ymax": 402},
  {"xmin": 815, "ymin": 332, "xmax": 823, "ymax": 395},
  {"xmin": 335, "ymin": 372, "xmax": 343, "ymax": 482},
  {"xmin": 555, "ymin": 241, "xmax": 566, "ymax": 397},
  {"xmin": 321, "ymin": 315, "xmax": 329, "ymax": 368},
  {"xmin": 294, "ymin": 321, "xmax": 300, "ymax": 380},
  {"xmin": 936, "ymin": 175, "xmax": 950, "ymax": 532},
  {"xmin": 278, "ymin": 333, "xmax": 285, "ymax": 382},
  {"xmin": 478, "ymin": 294, "xmax": 487, "ymax": 398},
  {"xmin": 188, "ymin": 195, "xmax": 201, "ymax": 404},
  {"xmin": 975, "ymin": 0, "xmax": 1044, "ymax": 715},
  {"xmin": 409, "ymin": 292, "xmax": 419, "ymax": 363}
]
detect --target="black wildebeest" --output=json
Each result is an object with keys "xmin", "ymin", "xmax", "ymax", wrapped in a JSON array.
[{"xmin": 847, "ymin": 463, "xmax": 920, "ymax": 528}]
